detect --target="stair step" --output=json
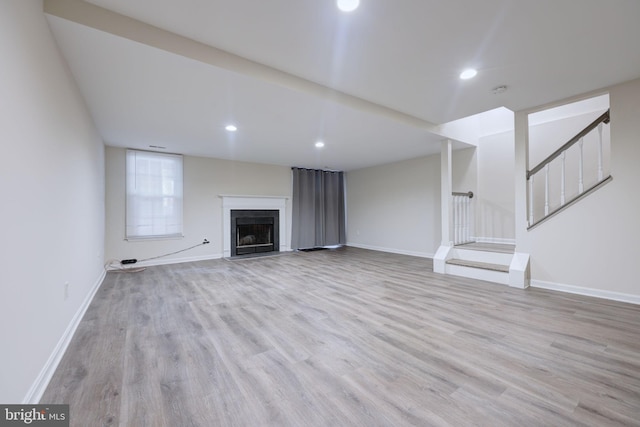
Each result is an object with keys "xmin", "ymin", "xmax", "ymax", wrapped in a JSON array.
[
  {"xmin": 454, "ymin": 242, "xmax": 515, "ymax": 254},
  {"xmin": 446, "ymin": 258, "xmax": 510, "ymax": 273},
  {"xmin": 450, "ymin": 246, "xmax": 513, "ymax": 265}
]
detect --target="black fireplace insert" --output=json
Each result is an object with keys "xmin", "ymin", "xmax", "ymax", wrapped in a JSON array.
[{"xmin": 230, "ymin": 210, "xmax": 279, "ymax": 257}]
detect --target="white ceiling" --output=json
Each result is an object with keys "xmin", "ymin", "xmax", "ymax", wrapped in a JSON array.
[{"xmin": 44, "ymin": 0, "xmax": 640, "ymax": 171}]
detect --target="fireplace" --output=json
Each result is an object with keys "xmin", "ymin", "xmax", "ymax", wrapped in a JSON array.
[
  {"xmin": 220, "ymin": 195, "xmax": 288, "ymax": 258},
  {"xmin": 231, "ymin": 210, "xmax": 280, "ymax": 257}
]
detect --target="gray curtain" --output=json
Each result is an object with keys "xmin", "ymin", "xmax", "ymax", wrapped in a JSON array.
[{"xmin": 291, "ymin": 168, "xmax": 346, "ymax": 250}]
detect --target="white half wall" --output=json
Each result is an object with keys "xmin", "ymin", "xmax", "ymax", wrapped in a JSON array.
[
  {"xmin": 105, "ymin": 148, "xmax": 292, "ymax": 264},
  {"xmin": 346, "ymin": 154, "xmax": 441, "ymax": 258},
  {"xmin": 0, "ymin": 0, "xmax": 105, "ymax": 403}
]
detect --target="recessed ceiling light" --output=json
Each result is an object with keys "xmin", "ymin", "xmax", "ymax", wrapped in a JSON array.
[
  {"xmin": 337, "ymin": 0, "xmax": 359, "ymax": 12},
  {"xmin": 225, "ymin": 124, "xmax": 237, "ymax": 132},
  {"xmin": 459, "ymin": 68, "xmax": 478, "ymax": 80},
  {"xmin": 315, "ymin": 141, "xmax": 325, "ymax": 148}
]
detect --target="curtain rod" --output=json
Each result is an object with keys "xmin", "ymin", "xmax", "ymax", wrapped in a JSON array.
[{"xmin": 291, "ymin": 167, "xmax": 343, "ymax": 173}]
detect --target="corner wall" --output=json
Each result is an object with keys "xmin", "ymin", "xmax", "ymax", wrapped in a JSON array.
[
  {"xmin": 346, "ymin": 154, "xmax": 441, "ymax": 257},
  {"xmin": 0, "ymin": 0, "xmax": 106, "ymax": 403}
]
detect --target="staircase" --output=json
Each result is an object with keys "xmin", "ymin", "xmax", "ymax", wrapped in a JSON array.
[
  {"xmin": 434, "ymin": 102, "xmax": 610, "ymax": 290},
  {"xmin": 433, "ymin": 185, "xmax": 530, "ymax": 288}
]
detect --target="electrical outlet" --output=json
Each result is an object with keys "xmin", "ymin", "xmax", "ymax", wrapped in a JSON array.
[{"xmin": 64, "ymin": 282, "xmax": 69, "ymax": 301}]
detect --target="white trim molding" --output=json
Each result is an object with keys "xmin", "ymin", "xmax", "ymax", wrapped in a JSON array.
[
  {"xmin": 433, "ymin": 244, "xmax": 453, "ymax": 274},
  {"xmin": 220, "ymin": 195, "xmax": 290, "ymax": 258},
  {"xmin": 531, "ymin": 279, "xmax": 640, "ymax": 305},
  {"xmin": 23, "ymin": 269, "xmax": 106, "ymax": 404}
]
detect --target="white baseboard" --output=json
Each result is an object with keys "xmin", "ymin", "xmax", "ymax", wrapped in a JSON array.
[
  {"xmin": 473, "ymin": 236, "xmax": 516, "ymax": 245},
  {"xmin": 531, "ymin": 279, "xmax": 640, "ymax": 305},
  {"xmin": 347, "ymin": 242, "xmax": 434, "ymax": 259},
  {"xmin": 23, "ymin": 269, "xmax": 106, "ymax": 404}
]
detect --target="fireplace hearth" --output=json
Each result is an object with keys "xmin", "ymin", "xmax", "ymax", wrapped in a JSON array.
[{"xmin": 231, "ymin": 210, "xmax": 280, "ymax": 257}]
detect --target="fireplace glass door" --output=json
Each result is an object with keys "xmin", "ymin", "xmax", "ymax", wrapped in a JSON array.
[{"xmin": 231, "ymin": 210, "xmax": 279, "ymax": 256}]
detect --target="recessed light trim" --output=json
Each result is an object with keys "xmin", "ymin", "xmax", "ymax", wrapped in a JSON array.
[
  {"xmin": 337, "ymin": 0, "xmax": 359, "ymax": 12},
  {"xmin": 459, "ymin": 68, "xmax": 478, "ymax": 80},
  {"xmin": 315, "ymin": 141, "xmax": 325, "ymax": 148},
  {"xmin": 225, "ymin": 124, "xmax": 237, "ymax": 132}
]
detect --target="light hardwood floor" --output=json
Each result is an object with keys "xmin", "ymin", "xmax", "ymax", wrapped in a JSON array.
[{"xmin": 42, "ymin": 247, "xmax": 640, "ymax": 426}]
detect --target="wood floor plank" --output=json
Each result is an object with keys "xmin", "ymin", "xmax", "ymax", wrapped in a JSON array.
[{"xmin": 41, "ymin": 247, "xmax": 640, "ymax": 426}]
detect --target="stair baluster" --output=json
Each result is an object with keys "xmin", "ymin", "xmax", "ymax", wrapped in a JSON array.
[
  {"xmin": 528, "ymin": 175, "xmax": 534, "ymax": 226},
  {"xmin": 597, "ymin": 123, "xmax": 604, "ymax": 181},
  {"xmin": 560, "ymin": 151, "xmax": 566, "ymax": 206},
  {"xmin": 578, "ymin": 137, "xmax": 584, "ymax": 194},
  {"xmin": 544, "ymin": 163, "xmax": 550, "ymax": 216}
]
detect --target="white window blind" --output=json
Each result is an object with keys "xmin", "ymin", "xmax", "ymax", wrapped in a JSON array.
[{"xmin": 126, "ymin": 149, "xmax": 183, "ymax": 239}]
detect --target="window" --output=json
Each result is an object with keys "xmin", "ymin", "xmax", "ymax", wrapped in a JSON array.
[{"xmin": 126, "ymin": 149, "xmax": 183, "ymax": 239}]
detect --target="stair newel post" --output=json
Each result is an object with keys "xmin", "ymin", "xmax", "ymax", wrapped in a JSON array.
[
  {"xmin": 578, "ymin": 137, "xmax": 585, "ymax": 194},
  {"xmin": 597, "ymin": 123, "xmax": 604, "ymax": 181},
  {"xmin": 439, "ymin": 139, "xmax": 453, "ymax": 248},
  {"xmin": 560, "ymin": 151, "xmax": 566, "ymax": 206},
  {"xmin": 434, "ymin": 140, "xmax": 454, "ymax": 274},
  {"xmin": 544, "ymin": 163, "xmax": 550, "ymax": 216},
  {"xmin": 528, "ymin": 175, "xmax": 534, "ymax": 226}
]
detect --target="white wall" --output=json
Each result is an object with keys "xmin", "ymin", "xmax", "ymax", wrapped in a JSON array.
[
  {"xmin": 346, "ymin": 154, "xmax": 441, "ymax": 257},
  {"xmin": 520, "ymin": 78, "xmax": 640, "ymax": 300},
  {"xmin": 476, "ymin": 131, "xmax": 515, "ymax": 242},
  {"xmin": 105, "ymin": 147, "xmax": 292, "ymax": 263},
  {"xmin": 452, "ymin": 147, "xmax": 477, "ymax": 195},
  {"xmin": 0, "ymin": 0, "xmax": 105, "ymax": 403}
]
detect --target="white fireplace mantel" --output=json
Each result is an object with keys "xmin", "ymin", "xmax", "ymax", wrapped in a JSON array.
[{"xmin": 219, "ymin": 195, "xmax": 289, "ymax": 257}]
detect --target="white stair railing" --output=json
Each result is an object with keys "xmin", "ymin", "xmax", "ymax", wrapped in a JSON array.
[
  {"xmin": 527, "ymin": 109, "xmax": 610, "ymax": 228},
  {"xmin": 452, "ymin": 191, "xmax": 474, "ymax": 245}
]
